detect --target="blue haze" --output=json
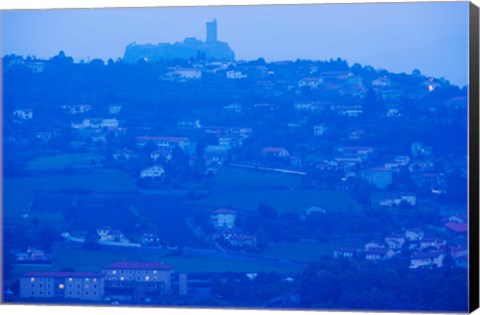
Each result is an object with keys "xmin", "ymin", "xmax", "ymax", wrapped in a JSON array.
[{"xmin": 1, "ymin": 2, "xmax": 470, "ymax": 86}]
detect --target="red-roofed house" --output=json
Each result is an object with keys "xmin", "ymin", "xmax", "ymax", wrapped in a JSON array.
[
  {"xmin": 102, "ymin": 261, "xmax": 174, "ymax": 302},
  {"xmin": 445, "ymin": 222, "xmax": 468, "ymax": 233},
  {"xmin": 211, "ymin": 208, "xmax": 237, "ymax": 229},
  {"xmin": 20, "ymin": 272, "xmax": 104, "ymax": 300}
]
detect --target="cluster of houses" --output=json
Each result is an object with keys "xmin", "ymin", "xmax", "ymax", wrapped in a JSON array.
[
  {"xmin": 210, "ymin": 208, "xmax": 257, "ymax": 249},
  {"xmin": 334, "ymin": 214, "xmax": 468, "ymax": 269},
  {"xmin": 19, "ymin": 261, "xmax": 179, "ymax": 302},
  {"xmin": 8, "ymin": 59, "xmax": 463, "ymax": 197}
]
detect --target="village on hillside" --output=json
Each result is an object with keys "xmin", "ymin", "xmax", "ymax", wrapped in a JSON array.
[{"xmin": 2, "ymin": 19, "xmax": 469, "ymax": 311}]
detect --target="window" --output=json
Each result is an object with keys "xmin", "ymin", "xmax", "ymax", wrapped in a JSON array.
[
  {"xmin": 93, "ymin": 278, "xmax": 97, "ymax": 283},
  {"xmin": 112, "ymin": 270, "xmax": 117, "ymax": 275},
  {"xmin": 30, "ymin": 278, "xmax": 35, "ymax": 282},
  {"xmin": 47, "ymin": 291, "xmax": 50, "ymax": 295},
  {"xmin": 39, "ymin": 285, "xmax": 43, "ymax": 288},
  {"xmin": 145, "ymin": 276, "xmax": 150, "ymax": 281},
  {"xmin": 31, "ymin": 291, "xmax": 34, "ymax": 295},
  {"xmin": 68, "ymin": 278, "xmax": 73, "ymax": 282},
  {"xmin": 31, "ymin": 284, "xmax": 34, "ymax": 288},
  {"xmin": 59, "ymin": 284, "xmax": 65, "ymax": 289}
]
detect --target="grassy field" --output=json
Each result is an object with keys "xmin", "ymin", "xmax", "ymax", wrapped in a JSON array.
[
  {"xmin": 8, "ymin": 248, "xmax": 303, "ymax": 284},
  {"xmin": 214, "ymin": 167, "xmax": 303, "ymax": 189},
  {"xmin": 4, "ymin": 170, "xmax": 137, "ymax": 215},
  {"xmin": 259, "ymin": 240, "xmax": 366, "ymax": 263},
  {"xmin": 189, "ymin": 189, "xmax": 362, "ymax": 213},
  {"xmin": 26, "ymin": 154, "xmax": 105, "ymax": 171}
]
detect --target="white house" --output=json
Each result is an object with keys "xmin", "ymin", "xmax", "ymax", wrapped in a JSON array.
[
  {"xmin": 334, "ymin": 248, "xmax": 359, "ymax": 259},
  {"xmin": 140, "ymin": 165, "xmax": 165, "ymax": 179},
  {"xmin": 109, "ymin": 104, "xmax": 122, "ymax": 115},
  {"xmin": 62, "ymin": 104, "xmax": 93, "ymax": 114},
  {"xmin": 211, "ymin": 208, "xmax": 237, "ymax": 229},
  {"xmin": 306, "ymin": 206, "xmax": 327, "ymax": 215},
  {"xmin": 14, "ymin": 109, "xmax": 33, "ymax": 120},
  {"xmin": 173, "ymin": 68, "xmax": 202, "ymax": 79},
  {"xmin": 384, "ymin": 234, "xmax": 406, "ymax": 250},
  {"xmin": 410, "ymin": 252, "xmax": 444, "ymax": 269},
  {"xmin": 298, "ymin": 77, "xmax": 323, "ymax": 89},
  {"xmin": 223, "ymin": 103, "xmax": 243, "ymax": 113},
  {"xmin": 226, "ymin": 70, "xmax": 247, "ymax": 79},
  {"xmin": 360, "ymin": 168, "xmax": 393, "ymax": 189},
  {"xmin": 313, "ymin": 124, "xmax": 327, "ymax": 136},
  {"xmin": 419, "ymin": 238, "xmax": 447, "ymax": 250},
  {"xmin": 405, "ymin": 228, "xmax": 424, "ymax": 242},
  {"xmin": 365, "ymin": 247, "xmax": 395, "ymax": 261}
]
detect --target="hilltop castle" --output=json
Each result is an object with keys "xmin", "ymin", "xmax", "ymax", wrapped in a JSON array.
[{"xmin": 123, "ymin": 19, "xmax": 235, "ymax": 63}]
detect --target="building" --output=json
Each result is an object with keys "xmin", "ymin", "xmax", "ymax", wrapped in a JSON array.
[
  {"xmin": 206, "ymin": 19, "xmax": 217, "ymax": 43},
  {"xmin": 103, "ymin": 262, "xmax": 174, "ymax": 302},
  {"xmin": 62, "ymin": 104, "xmax": 93, "ymax": 114},
  {"xmin": 365, "ymin": 247, "xmax": 395, "ymax": 261},
  {"xmin": 384, "ymin": 234, "xmax": 406, "ymax": 250},
  {"xmin": 20, "ymin": 272, "xmax": 103, "ymax": 301},
  {"xmin": 226, "ymin": 70, "xmax": 247, "ymax": 79},
  {"xmin": 313, "ymin": 124, "xmax": 327, "ymax": 136},
  {"xmin": 140, "ymin": 165, "xmax": 165, "ymax": 179},
  {"xmin": 405, "ymin": 228, "xmax": 424, "ymax": 242},
  {"xmin": 13, "ymin": 109, "xmax": 33, "ymax": 120},
  {"xmin": 360, "ymin": 168, "xmax": 393, "ymax": 189},
  {"xmin": 334, "ymin": 248, "xmax": 359, "ymax": 259},
  {"xmin": 410, "ymin": 252, "xmax": 444, "ymax": 269},
  {"xmin": 298, "ymin": 77, "xmax": 323, "ymax": 89},
  {"xmin": 135, "ymin": 136, "xmax": 189, "ymax": 151},
  {"xmin": 211, "ymin": 208, "xmax": 237, "ymax": 229}
]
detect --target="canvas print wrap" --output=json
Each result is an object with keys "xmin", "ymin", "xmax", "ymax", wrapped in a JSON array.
[{"xmin": 1, "ymin": 2, "xmax": 474, "ymax": 312}]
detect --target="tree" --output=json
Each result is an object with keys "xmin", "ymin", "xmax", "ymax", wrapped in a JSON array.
[
  {"xmin": 257, "ymin": 203, "xmax": 278, "ymax": 220},
  {"xmin": 363, "ymin": 88, "xmax": 384, "ymax": 117}
]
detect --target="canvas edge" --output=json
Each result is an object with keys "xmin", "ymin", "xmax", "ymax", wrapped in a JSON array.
[{"xmin": 469, "ymin": 1, "xmax": 480, "ymax": 312}]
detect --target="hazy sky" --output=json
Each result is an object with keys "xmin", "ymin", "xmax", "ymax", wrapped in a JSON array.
[{"xmin": 1, "ymin": 2, "xmax": 470, "ymax": 85}]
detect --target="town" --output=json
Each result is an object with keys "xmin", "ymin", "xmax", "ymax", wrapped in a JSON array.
[{"xmin": 2, "ymin": 19, "xmax": 468, "ymax": 311}]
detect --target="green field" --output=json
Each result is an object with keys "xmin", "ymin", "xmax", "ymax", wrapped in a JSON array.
[
  {"xmin": 259, "ymin": 240, "xmax": 365, "ymax": 263},
  {"xmin": 214, "ymin": 167, "xmax": 303, "ymax": 189},
  {"xmin": 4, "ymin": 170, "xmax": 137, "ymax": 219},
  {"xmin": 26, "ymin": 154, "xmax": 105, "ymax": 171},
  {"xmin": 190, "ymin": 189, "xmax": 362, "ymax": 213}
]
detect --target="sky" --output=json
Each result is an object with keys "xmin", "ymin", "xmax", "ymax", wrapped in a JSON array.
[{"xmin": 1, "ymin": 2, "xmax": 470, "ymax": 86}]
